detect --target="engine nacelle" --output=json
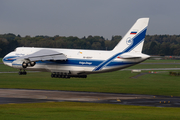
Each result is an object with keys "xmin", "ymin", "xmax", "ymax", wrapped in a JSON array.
[
  {"xmin": 30, "ymin": 61, "xmax": 36, "ymax": 66},
  {"xmin": 12, "ymin": 59, "xmax": 36, "ymax": 69}
]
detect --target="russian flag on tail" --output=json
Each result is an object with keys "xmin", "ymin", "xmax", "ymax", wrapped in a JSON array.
[{"xmin": 130, "ymin": 31, "xmax": 137, "ymax": 34}]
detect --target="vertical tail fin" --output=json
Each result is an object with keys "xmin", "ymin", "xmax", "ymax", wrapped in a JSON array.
[{"xmin": 112, "ymin": 18, "xmax": 149, "ymax": 53}]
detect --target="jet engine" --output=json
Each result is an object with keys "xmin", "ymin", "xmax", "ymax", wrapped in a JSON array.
[{"xmin": 12, "ymin": 59, "xmax": 36, "ymax": 69}]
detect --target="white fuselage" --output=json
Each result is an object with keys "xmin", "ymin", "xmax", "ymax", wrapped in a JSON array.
[{"xmin": 3, "ymin": 47, "xmax": 149, "ymax": 75}]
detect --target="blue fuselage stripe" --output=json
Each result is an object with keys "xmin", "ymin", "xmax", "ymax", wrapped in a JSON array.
[{"xmin": 3, "ymin": 57, "xmax": 135, "ymax": 68}]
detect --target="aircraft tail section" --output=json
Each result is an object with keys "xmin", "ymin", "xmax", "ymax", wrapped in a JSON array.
[{"xmin": 112, "ymin": 18, "xmax": 149, "ymax": 53}]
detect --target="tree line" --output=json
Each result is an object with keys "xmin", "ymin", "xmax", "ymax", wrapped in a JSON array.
[{"xmin": 0, "ymin": 33, "xmax": 180, "ymax": 57}]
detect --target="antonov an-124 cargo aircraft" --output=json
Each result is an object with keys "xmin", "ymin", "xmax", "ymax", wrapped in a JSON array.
[{"xmin": 3, "ymin": 18, "xmax": 150, "ymax": 78}]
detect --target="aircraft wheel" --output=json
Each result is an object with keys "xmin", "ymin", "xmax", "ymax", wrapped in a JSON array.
[
  {"xmin": 21, "ymin": 71, "xmax": 26, "ymax": 75},
  {"xmin": 66, "ymin": 75, "xmax": 70, "ymax": 79},
  {"xmin": 18, "ymin": 71, "xmax": 22, "ymax": 75},
  {"xmin": 58, "ymin": 74, "xmax": 61, "ymax": 78},
  {"xmin": 51, "ymin": 73, "xmax": 56, "ymax": 78},
  {"xmin": 83, "ymin": 75, "xmax": 87, "ymax": 78},
  {"xmin": 55, "ymin": 74, "xmax": 59, "ymax": 78},
  {"xmin": 51, "ymin": 74, "xmax": 54, "ymax": 78},
  {"xmin": 19, "ymin": 71, "xmax": 27, "ymax": 75}
]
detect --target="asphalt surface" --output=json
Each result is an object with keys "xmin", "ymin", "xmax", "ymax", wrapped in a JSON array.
[{"xmin": 0, "ymin": 89, "xmax": 180, "ymax": 107}]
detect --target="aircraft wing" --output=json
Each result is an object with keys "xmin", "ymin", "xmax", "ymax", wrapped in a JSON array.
[{"xmin": 17, "ymin": 49, "xmax": 67, "ymax": 61}]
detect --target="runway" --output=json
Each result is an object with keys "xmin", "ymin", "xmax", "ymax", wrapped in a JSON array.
[{"xmin": 0, "ymin": 89, "xmax": 180, "ymax": 107}]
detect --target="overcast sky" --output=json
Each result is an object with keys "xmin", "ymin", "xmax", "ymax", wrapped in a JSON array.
[{"xmin": 0, "ymin": 0, "xmax": 180, "ymax": 39}]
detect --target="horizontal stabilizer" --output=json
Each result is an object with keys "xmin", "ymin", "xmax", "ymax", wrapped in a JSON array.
[
  {"xmin": 119, "ymin": 56, "xmax": 141, "ymax": 59},
  {"xmin": 118, "ymin": 52, "xmax": 146, "ymax": 59}
]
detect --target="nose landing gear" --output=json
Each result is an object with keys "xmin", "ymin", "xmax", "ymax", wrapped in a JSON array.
[{"xmin": 18, "ymin": 69, "xmax": 27, "ymax": 75}]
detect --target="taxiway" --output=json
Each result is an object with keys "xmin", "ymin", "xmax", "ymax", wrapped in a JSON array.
[{"xmin": 0, "ymin": 89, "xmax": 180, "ymax": 107}]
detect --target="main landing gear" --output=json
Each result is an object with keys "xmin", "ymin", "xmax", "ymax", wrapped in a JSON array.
[
  {"xmin": 51, "ymin": 72, "xmax": 70, "ymax": 78},
  {"xmin": 51, "ymin": 72, "xmax": 87, "ymax": 79},
  {"xmin": 18, "ymin": 69, "xmax": 27, "ymax": 75}
]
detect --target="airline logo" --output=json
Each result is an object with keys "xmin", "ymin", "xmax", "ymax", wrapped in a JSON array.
[{"xmin": 126, "ymin": 37, "xmax": 133, "ymax": 45}]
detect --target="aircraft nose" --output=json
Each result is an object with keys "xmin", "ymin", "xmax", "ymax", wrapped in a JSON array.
[
  {"xmin": 2, "ymin": 54, "xmax": 14, "ymax": 67},
  {"xmin": 2, "ymin": 56, "xmax": 6, "ymax": 63},
  {"xmin": 2, "ymin": 56, "xmax": 8, "ymax": 65}
]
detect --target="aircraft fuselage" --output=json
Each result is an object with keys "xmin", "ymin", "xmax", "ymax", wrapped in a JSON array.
[{"xmin": 3, "ymin": 47, "xmax": 149, "ymax": 75}]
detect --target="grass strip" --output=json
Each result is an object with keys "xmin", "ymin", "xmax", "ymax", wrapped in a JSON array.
[
  {"xmin": 0, "ymin": 71, "xmax": 180, "ymax": 96},
  {"xmin": 0, "ymin": 102, "xmax": 180, "ymax": 120}
]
